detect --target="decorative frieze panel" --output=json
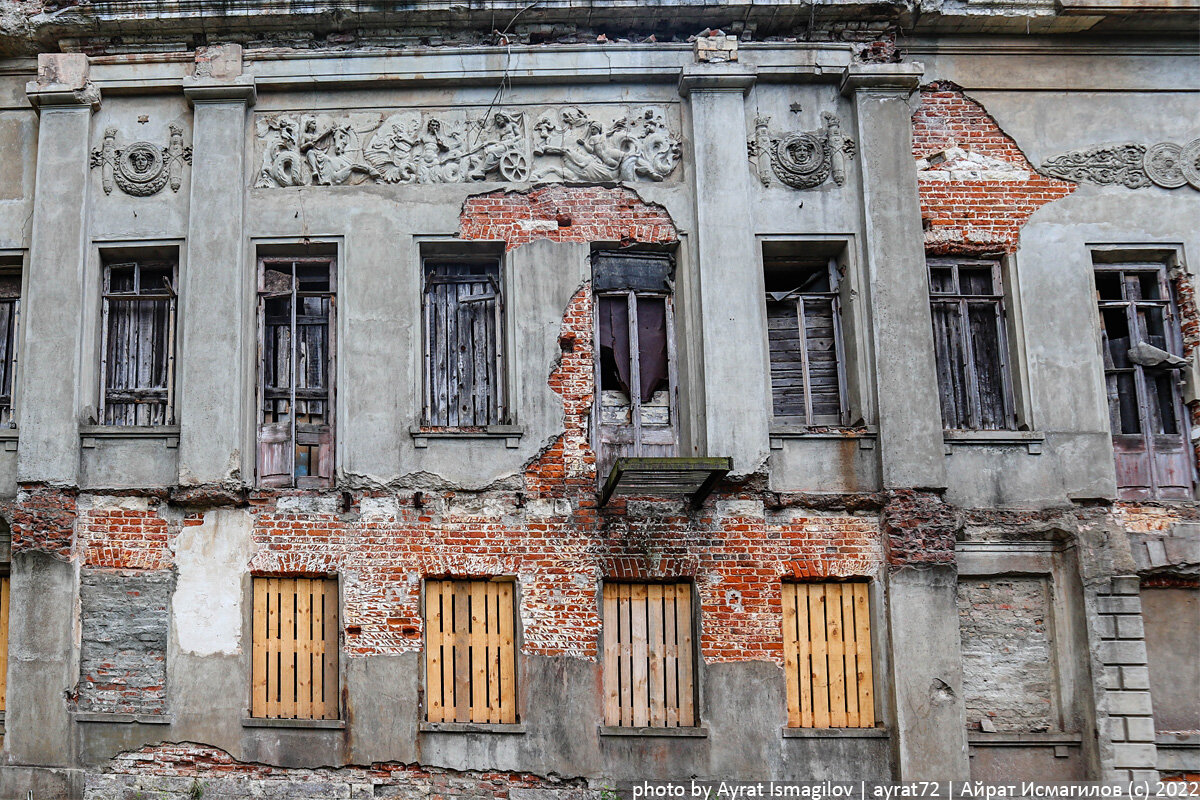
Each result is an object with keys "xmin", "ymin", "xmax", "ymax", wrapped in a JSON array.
[
  {"xmin": 253, "ymin": 105, "xmax": 681, "ymax": 188},
  {"xmin": 1041, "ymin": 137, "xmax": 1200, "ymax": 191},
  {"xmin": 90, "ymin": 124, "xmax": 192, "ymax": 196},
  {"xmin": 747, "ymin": 112, "xmax": 855, "ymax": 190}
]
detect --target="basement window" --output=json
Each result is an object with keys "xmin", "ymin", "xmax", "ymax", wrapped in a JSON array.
[
  {"xmin": 602, "ymin": 582, "xmax": 697, "ymax": 728},
  {"xmin": 0, "ymin": 265, "xmax": 19, "ymax": 428},
  {"xmin": 782, "ymin": 582, "xmax": 875, "ymax": 728},
  {"xmin": 251, "ymin": 576, "xmax": 340, "ymax": 720},
  {"xmin": 929, "ymin": 258, "xmax": 1016, "ymax": 431},
  {"xmin": 424, "ymin": 579, "xmax": 518, "ymax": 724},
  {"xmin": 99, "ymin": 257, "xmax": 177, "ymax": 426},
  {"xmin": 764, "ymin": 251, "xmax": 847, "ymax": 426},
  {"xmin": 257, "ymin": 255, "xmax": 336, "ymax": 488},
  {"xmin": 422, "ymin": 253, "xmax": 506, "ymax": 428},
  {"xmin": 1094, "ymin": 257, "xmax": 1194, "ymax": 499}
]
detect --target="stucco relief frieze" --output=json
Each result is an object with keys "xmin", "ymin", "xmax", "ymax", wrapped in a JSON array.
[
  {"xmin": 253, "ymin": 105, "xmax": 681, "ymax": 188},
  {"xmin": 747, "ymin": 112, "xmax": 856, "ymax": 190},
  {"xmin": 90, "ymin": 124, "xmax": 192, "ymax": 196},
  {"xmin": 1040, "ymin": 138, "xmax": 1200, "ymax": 191}
]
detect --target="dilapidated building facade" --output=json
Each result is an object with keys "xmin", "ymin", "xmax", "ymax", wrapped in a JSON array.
[{"xmin": 0, "ymin": 1, "xmax": 1197, "ymax": 797}]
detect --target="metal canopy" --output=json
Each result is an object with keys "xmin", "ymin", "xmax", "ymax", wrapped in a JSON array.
[{"xmin": 598, "ymin": 456, "xmax": 732, "ymax": 508}]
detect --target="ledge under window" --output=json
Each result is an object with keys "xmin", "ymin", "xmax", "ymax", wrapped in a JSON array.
[
  {"xmin": 769, "ymin": 426, "xmax": 877, "ymax": 451},
  {"xmin": 0, "ymin": 428, "xmax": 16, "ymax": 451},
  {"xmin": 80, "ymin": 425, "xmax": 180, "ymax": 449},
  {"xmin": 782, "ymin": 726, "xmax": 889, "ymax": 739},
  {"xmin": 242, "ymin": 717, "xmax": 346, "ymax": 729},
  {"xmin": 943, "ymin": 429, "xmax": 1045, "ymax": 454},
  {"xmin": 967, "ymin": 731, "xmax": 1081, "ymax": 746},
  {"xmin": 420, "ymin": 721, "xmax": 527, "ymax": 734},
  {"xmin": 599, "ymin": 725, "xmax": 708, "ymax": 738},
  {"xmin": 410, "ymin": 425, "xmax": 524, "ymax": 449},
  {"xmin": 73, "ymin": 711, "xmax": 173, "ymax": 725}
]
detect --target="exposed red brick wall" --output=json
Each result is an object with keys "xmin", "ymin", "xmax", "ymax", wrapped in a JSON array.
[
  {"xmin": 79, "ymin": 505, "xmax": 174, "ymax": 570},
  {"xmin": 459, "ymin": 185, "xmax": 677, "ymax": 251},
  {"xmin": 913, "ymin": 82, "xmax": 1075, "ymax": 256},
  {"xmin": 882, "ymin": 489, "xmax": 957, "ymax": 567},
  {"xmin": 9, "ymin": 484, "xmax": 78, "ymax": 560}
]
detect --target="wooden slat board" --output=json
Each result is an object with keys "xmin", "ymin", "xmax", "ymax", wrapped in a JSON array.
[
  {"xmin": 781, "ymin": 582, "xmax": 875, "ymax": 728},
  {"xmin": 0, "ymin": 574, "xmax": 8, "ymax": 713},
  {"xmin": 602, "ymin": 582, "xmax": 695, "ymax": 727},
  {"xmin": 251, "ymin": 576, "xmax": 339, "ymax": 720},
  {"xmin": 424, "ymin": 580, "xmax": 517, "ymax": 723}
]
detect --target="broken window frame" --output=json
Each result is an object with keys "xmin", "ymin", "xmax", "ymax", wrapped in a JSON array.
[
  {"xmin": 0, "ymin": 268, "xmax": 21, "ymax": 428},
  {"xmin": 764, "ymin": 255, "xmax": 849, "ymax": 427},
  {"xmin": 1095, "ymin": 261, "xmax": 1194, "ymax": 500},
  {"xmin": 256, "ymin": 255, "xmax": 337, "ymax": 489},
  {"xmin": 99, "ymin": 259, "xmax": 178, "ymax": 427},
  {"xmin": 928, "ymin": 257, "xmax": 1017, "ymax": 431},
  {"xmin": 421, "ymin": 256, "xmax": 507, "ymax": 428}
]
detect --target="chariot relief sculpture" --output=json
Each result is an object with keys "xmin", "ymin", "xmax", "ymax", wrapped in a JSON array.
[
  {"xmin": 90, "ymin": 124, "xmax": 192, "ymax": 196},
  {"xmin": 254, "ymin": 105, "xmax": 681, "ymax": 188},
  {"xmin": 748, "ymin": 112, "xmax": 856, "ymax": 190},
  {"xmin": 1040, "ymin": 137, "xmax": 1200, "ymax": 191}
]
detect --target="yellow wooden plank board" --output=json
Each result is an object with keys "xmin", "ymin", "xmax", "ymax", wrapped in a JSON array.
[
  {"xmin": 487, "ymin": 582, "xmax": 501, "ymax": 724},
  {"xmin": 630, "ymin": 583, "xmax": 649, "ymax": 727},
  {"xmin": 663, "ymin": 583, "xmax": 678, "ymax": 727},
  {"xmin": 280, "ymin": 578, "xmax": 297, "ymax": 718},
  {"xmin": 826, "ymin": 584, "xmax": 846, "ymax": 727},
  {"xmin": 798, "ymin": 585, "xmax": 813, "ymax": 728},
  {"xmin": 267, "ymin": 578, "xmax": 280, "ymax": 718},
  {"xmin": 453, "ymin": 581, "xmax": 471, "ymax": 723},
  {"xmin": 782, "ymin": 584, "xmax": 800, "ymax": 728},
  {"xmin": 647, "ymin": 584, "xmax": 665, "ymax": 727},
  {"xmin": 853, "ymin": 583, "xmax": 875, "ymax": 727},
  {"xmin": 842, "ymin": 584, "xmax": 859, "ymax": 728},
  {"xmin": 619, "ymin": 584, "xmax": 632, "ymax": 727},
  {"xmin": 809, "ymin": 584, "xmax": 829, "ymax": 728},
  {"xmin": 470, "ymin": 581, "xmax": 487, "ymax": 723},
  {"xmin": 426, "ymin": 582, "xmax": 444, "ymax": 722},
  {"xmin": 440, "ymin": 583, "xmax": 456, "ymax": 722},
  {"xmin": 296, "ymin": 578, "xmax": 313, "ymax": 720},
  {"xmin": 252, "ymin": 578, "xmax": 267, "ymax": 718},
  {"xmin": 602, "ymin": 585, "xmax": 619, "ymax": 726},
  {"xmin": 677, "ymin": 584, "xmax": 694, "ymax": 727},
  {"xmin": 498, "ymin": 581, "xmax": 516, "ymax": 723}
]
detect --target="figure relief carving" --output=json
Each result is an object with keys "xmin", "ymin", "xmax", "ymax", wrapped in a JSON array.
[
  {"xmin": 254, "ymin": 104, "xmax": 680, "ymax": 188},
  {"xmin": 748, "ymin": 112, "xmax": 856, "ymax": 190},
  {"xmin": 90, "ymin": 124, "xmax": 193, "ymax": 196},
  {"xmin": 1041, "ymin": 138, "xmax": 1200, "ymax": 191}
]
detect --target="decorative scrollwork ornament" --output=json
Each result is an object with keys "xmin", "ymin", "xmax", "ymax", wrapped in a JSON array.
[
  {"xmin": 748, "ymin": 112, "xmax": 854, "ymax": 191},
  {"xmin": 90, "ymin": 124, "xmax": 192, "ymax": 197}
]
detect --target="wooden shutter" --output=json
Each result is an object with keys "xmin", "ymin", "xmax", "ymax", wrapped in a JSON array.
[
  {"xmin": 251, "ymin": 577, "xmax": 339, "ymax": 720},
  {"xmin": 424, "ymin": 263, "xmax": 503, "ymax": 427},
  {"xmin": 0, "ymin": 574, "xmax": 8, "ymax": 712},
  {"xmin": 424, "ymin": 580, "xmax": 517, "ymax": 723},
  {"xmin": 602, "ymin": 582, "xmax": 695, "ymax": 728},
  {"xmin": 782, "ymin": 582, "xmax": 874, "ymax": 728}
]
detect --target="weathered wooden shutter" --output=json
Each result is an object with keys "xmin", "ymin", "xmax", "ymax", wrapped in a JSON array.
[
  {"xmin": 256, "ymin": 422, "xmax": 293, "ymax": 488},
  {"xmin": 602, "ymin": 582, "xmax": 695, "ymax": 728},
  {"xmin": 424, "ymin": 580, "xmax": 517, "ymax": 723},
  {"xmin": 100, "ymin": 262, "xmax": 176, "ymax": 426},
  {"xmin": 767, "ymin": 294, "xmax": 844, "ymax": 425},
  {"xmin": 782, "ymin": 582, "xmax": 874, "ymax": 728},
  {"xmin": 0, "ymin": 273, "xmax": 19, "ymax": 427},
  {"xmin": 251, "ymin": 577, "xmax": 340, "ymax": 720},
  {"xmin": 424, "ymin": 263, "xmax": 503, "ymax": 427}
]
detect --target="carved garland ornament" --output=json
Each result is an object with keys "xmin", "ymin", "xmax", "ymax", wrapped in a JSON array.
[
  {"xmin": 90, "ymin": 124, "xmax": 192, "ymax": 196},
  {"xmin": 253, "ymin": 105, "xmax": 682, "ymax": 188},
  {"xmin": 748, "ymin": 112, "xmax": 856, "ymax": 190},
  {"xmin": 1041, "ymin": 137, "xmax": 1200, "ymax": 191}
]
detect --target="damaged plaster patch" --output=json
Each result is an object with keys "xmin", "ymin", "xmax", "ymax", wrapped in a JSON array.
[{"xmin": 172, "ymin": 508, "xmax": 257, "ymax": 656}]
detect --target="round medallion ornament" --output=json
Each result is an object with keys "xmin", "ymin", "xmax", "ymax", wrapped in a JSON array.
[
  {"xmin": 770, "ymin": 131, "xmax": 831, "ymax": 190},
  {"xmin": 113, "ymin": 142, "xmax": 171, "ymax": 196},
  {"xmin": 1144, "ymin": 142, "xmax": 1188, "ymax": 189},
  {"xmin": 1180, "ymin": 138, "xmax": 1200, "ymax": 190}
]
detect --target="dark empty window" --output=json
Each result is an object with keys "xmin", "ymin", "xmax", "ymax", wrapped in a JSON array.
[
  {"xmin": 0, "ymin": 271, "xmax": 20, "ymax": 427},
  {"xmin": 765, "ymin": 254, "xmax": 846, "ymax": 426},
  {"xmin": 929, "ymin": 258, "xmax": 1015, "ymax": 430},
  {"xmin": 1095, "ymin": 262, "xmax": 1193, "ymax": 499},
  {"xmin": 100, "ymin": 260, "xmax": 177, "ymax": 426},
  {"xmin": 423, "ymin": 260, "xmax": 505, "ymax": 427},
  {"xmin": 257, "ymin": 256, "xmax": 335, "ymax": 488}
]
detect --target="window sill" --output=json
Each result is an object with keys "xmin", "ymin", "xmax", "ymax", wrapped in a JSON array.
[
  {"xmin": 242, "ymin": 717, "xmax": 345, "ymax": 729},
  {"xmin": 967, "ymin": 731, "xmax": 1081, "ymax": 746},
  {"xmin": 420, "ymin": 721, "xmax": 527, "ymax": 734},
  {"xmin": 781, "ymin": 727, "xmax": 889, "ymax": 739},
  {"xmin": 410, "ymin": 425, "xmax": 524, "ymax": 449},
  {"xmin": 73, "ymin": 712, "xmax": 173, "ymax": 725},
  {"xmin": 943, "ymin": 430, "xmax": 1045, "ymax": 454},
  {"xmin": 0, "ymin": 428, "xmax": 16, "ymax": 451},
  {"xmin": 769, "ymin": 426, "xmax": 877, "ymax": 451},
  {"xmin": 80, "ymin": 425, "xmax": 180, "ymax": 449},
  {"xmin": 598, "ymin": 725, "xmax": 709, "ymax": 738}
]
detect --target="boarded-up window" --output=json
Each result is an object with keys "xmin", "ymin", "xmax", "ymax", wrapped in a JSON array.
[
  {"xmin": 424, "ymin": 579, "xmax": 517, "ymax": 723},
  {"xmin": 0, "ymin": 573, "xmax": 8, "ymax": 713},
  {"xmin": 929, "ymin": 258, "xmax": 1015, "ymax": 430},
  {"xmin": 1095, "ymin": 263, "xmax": 1194, "ymax": 499},
  {"xmin": 592, "ymin": 252, "xmax": 678, "ymax": 481},
  {"xmin": 100, "ymin": 260, "xmax": 177, "ymax": 426},
  {"xmin": 602, "ymin": 582, "xmax": 696, "ymax": 728},
  {"xmin": 0, "ymin": 271, "xmax": 20, "ymax": 428},
  {"xmin": 423, "ymin": 261, "xmax": 505, "ymax": 427},
  {"xmin": 257, "ymin": 256, "xmax": 336, "ymax": 488},
  {"xmin": 251, "ymin": 576, "xmax": 339, "ymax": 720},
  {"xmin": 781, "ymin": 582, "xmax": 875, "ymax": 728},
  {"xmin": 765, "ymin": 254, "xmax": 846, "ymax": 425}
]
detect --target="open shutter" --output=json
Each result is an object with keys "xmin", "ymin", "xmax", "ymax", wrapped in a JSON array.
[{"xmin": 257, "ymin": 422, "xmax": 293, "ymax": 488}]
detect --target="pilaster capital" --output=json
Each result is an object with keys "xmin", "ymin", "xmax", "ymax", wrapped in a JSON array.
[
  {"xmin": 26, "ymin": 53, "xmax": 101, "ymax": 112},
  {"xmin": 839, "ymin": 63, "xmax": 924, "ymax": 98},
  {"xmin": 183, "ymin": 76, "xmax": 257, "ymax": 107},
  {"xmin": 678, "ymin": 64, "xmax": 757, "ymax": 98}
]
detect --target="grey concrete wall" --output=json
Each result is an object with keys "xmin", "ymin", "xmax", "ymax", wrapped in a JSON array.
[{"xmin": 1141, "ymin": 587, "xmax": 1199, "ymax": 733}]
